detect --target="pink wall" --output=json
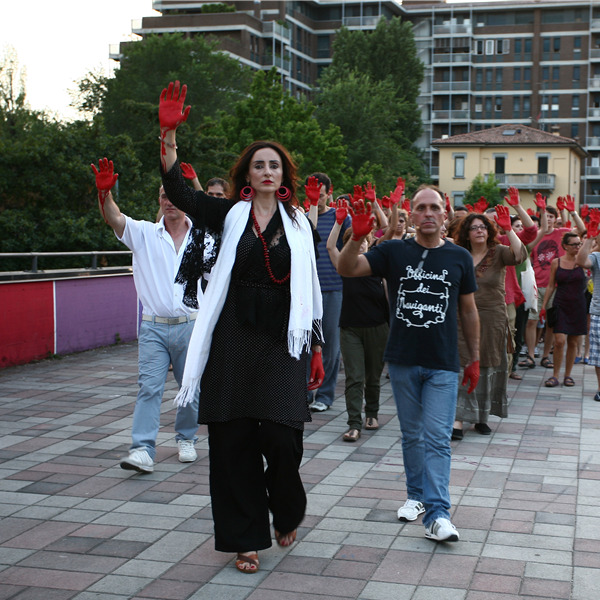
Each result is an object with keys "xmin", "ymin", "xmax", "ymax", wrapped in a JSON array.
[{"xmin": 0, "ymin": 274, "xmax": 139, "ymax": 368}]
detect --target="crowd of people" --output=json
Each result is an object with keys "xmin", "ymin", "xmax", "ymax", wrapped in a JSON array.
[{"xmin": 90, "ymin": 79, "xmax": 600, "ymax": 572}]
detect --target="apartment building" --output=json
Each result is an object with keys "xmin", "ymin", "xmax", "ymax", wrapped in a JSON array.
[{"xmin": 118, "ymin": 0, "xmax": 600, "ymax": 204}]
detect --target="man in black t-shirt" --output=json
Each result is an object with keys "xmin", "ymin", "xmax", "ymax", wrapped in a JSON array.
[{"xmin": 338, "ymin": 186, "xmax": 480, "ymax": 543}]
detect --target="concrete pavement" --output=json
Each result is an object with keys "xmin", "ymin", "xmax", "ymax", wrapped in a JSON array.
[{"xmin": 0, "ymin": 341, "xmax": 599, "ymax": 599}]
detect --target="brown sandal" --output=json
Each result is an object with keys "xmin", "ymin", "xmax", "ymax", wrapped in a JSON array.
[
  {"xmin": 235, "ymin": 552, "xmax": 259, "ymax": 573},
  {"xmin": 365, "ymin": 417, "xmax": 379, "ymax": 430},
  {"xmin": 274, "ymin": 529, "xmax": 297, "ymax": 547},
  {"xmin": 343, "ymin": 429, "xmax": 361, "ymax": 442}
]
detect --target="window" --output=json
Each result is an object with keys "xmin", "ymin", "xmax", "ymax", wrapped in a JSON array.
[
  {"xmin": 542, "ymin": 66, "xmax": 550, "ymax": 81},
  {"xmin": 485, "ymin": 39, "xmax": 495, "ymax": 55},
  {"xmin": 495, "ymin": 155, "xmax": 506, "ymax": 174},
  {"xmin": 574, "ymin": 36, "xmax": 582, "ymax": 51},
  {"xmin": 572, "ymin": 123, "xmax": 579, "ymax": 138},
  {"xmin": 553, "ymin": 37, "xmax": 561, "ymax": 52},
  {"xmin": 551, "ymin": 95, "xmax": 559, "ymax": 116},
  {"xmin": 552, "ymin": 66, "xmax": 560, "ymax": 80},
  {"xmin": 495, "ymin": 97, "xmax": 503, "ymax": 112},
  {"xmin": 514, "ymin": 67, "xmax": 521, "ymax": 82},
  {"xmin": 474, "ymin": 39, "xmax": 484, "ymax": 54},
  {"xmin": 525, "ymin": 38, "xmax": 532, "ymax": 54},
  {"xmin": 495, "ymin": 69, "xmax": 503, "ymax": 89},
  {"xmin": 543, "ymin": 38, "xmax": 550, "ymax": 53},
  {"xmin": 497, "ymin": 39, "xmax": 510, "ymax": 54},
  {"xmin": 573, "ymin": 65, "xmax": 581, "ymax": 82},
  {"xmin": 524, "ymin": 67, "xmax": 531, "ymax": 82},
  {"xmin": 523, "ymin": 96, "xmax": 531, "ymax": 115},
  {"xmin": 475, "ymin": 97, "xmax": 483, "ymax": 112},
  {"xmin": 573, "ymin": 95, "xmax": 580, "ymax": 113},
  {"xmin": 513, "ymin": 96, "xmax": 521, "ymax": 117},
  {"xmin": 538, "ymin": 155, "xmax": 549, "ymax": 174},
  {"xmin": 454, "ymin": 154, "xmax": 466, "ymax": 178},
  {"xmin": 515, "ymin": 38, "xmax": 522, "ymax": 54}
]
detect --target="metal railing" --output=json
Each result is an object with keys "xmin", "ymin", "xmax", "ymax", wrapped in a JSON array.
[
  {"xmin": 495, "ymin": 174, "xmax": 555, "ymax": 190},
  {"xmin": 0, "ymin": 251, "xmax": 133, "ymax": 273}
]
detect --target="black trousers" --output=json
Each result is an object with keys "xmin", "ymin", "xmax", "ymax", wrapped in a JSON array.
[{"xmin": 207, "ymin": 418, "xmax": 306, "ymax": 552}]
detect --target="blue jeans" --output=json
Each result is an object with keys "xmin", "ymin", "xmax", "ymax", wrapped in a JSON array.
[
  {"xmin": 388, "ymin": 363, "xmax": 458, "ymax": 526},
  {"xmin": 131, "ymin": 319, "xmax": 198, "ymax": 459},
  {"xmin": 310, "ymin": 290, "xmax": 343, "ymax": 407}
]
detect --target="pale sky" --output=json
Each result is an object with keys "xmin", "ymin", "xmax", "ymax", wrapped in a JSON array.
[{"xmin": 0, "ymin": 0, "xmax": 159, "ymax": 121}]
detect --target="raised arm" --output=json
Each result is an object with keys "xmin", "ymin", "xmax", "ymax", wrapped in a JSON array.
[
  {"xmin": 337, "ymin": 198, "xmax": 374, "ymax": 277},
  {"xmin": 565, "ymin": 195, "xmax": 585, "ymax": 234},
  {"xmin": 91, "ymin": 158, "xmax": 125, "ymax": 238},
  {"xmin": 495, "ymin": 205, "xmax": 525, "ymax": 260},
  {"xmin": 326, "ymin": 199, "xmax": 349, "ymax": 270},
  {"xmin": 159, "ymin": 81, "xmax": 191, "ymax": 173},
  {"xmin": 577, "ymin": 216, "xmax": 600, "ymax": 268}
]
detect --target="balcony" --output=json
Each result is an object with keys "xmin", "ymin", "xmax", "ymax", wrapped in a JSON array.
[
  {"xmin": 586, "ymin": 166, "xmax": 600, "ymax": 177},
  {"xmin": 591, "ymin": 48, "xmax": 600, "ymax": 60},
  {"xmin": 432, "ymin": 81, "xmax": 470, "ymax": 92},
  {"xmin": 263, "ymin": 21, "xmax": 291, "ymax": 41},
  {"xmin": 496, "ymin": 174, "xmax": 555, "ymax": 190},
  {"xmin": 589, "ymin": 107, "xmax": 600, "ymax": 119},
  {"xmin": 342, "ymin": 15, "xmax": 382, "ymax": 28},
  {"xmin": 589, "ymin": 78, "xmax": 600, "ymax": 89},
  {"xmin": 588, "ymin": 137, "xmax": 600, "ymax": 148},
  {"xmin": 431, "ymin": 109, "xmax": 469, "ymax": 120},
  {"xmin": 592, "ymin": 19, "xmax": 600, "ymax": 30},
  {"xmin": 432, "ymin": 53, "xmax": 471, "ymax": 64},
  {"xmin": 584, "ymin": 195, "xmax": 600, "ymax": 206},
  {"xmin": 433, "ymin": 23, "xmax": 472, "ymax": 36}
]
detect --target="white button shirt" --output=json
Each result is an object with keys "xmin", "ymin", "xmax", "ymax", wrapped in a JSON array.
[{"xmin": 118, "ymin": 215, "xmax": 197, "ymax": 317}]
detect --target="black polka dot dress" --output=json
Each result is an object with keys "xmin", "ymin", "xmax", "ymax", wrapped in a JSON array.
[{"xmin": 198, "ymin": 211, "xmax": 313, "ymax": 430}]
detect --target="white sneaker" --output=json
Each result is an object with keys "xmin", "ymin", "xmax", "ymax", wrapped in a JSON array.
[
  {"xmin": 310, "ymin": 401, "xmax": 329, "ymax": 412},
  {"xmin": 397, "ymin": 499, "xmax": 425, "ymax": 522},
  {"xmin": 178, "ymin": 439, "xmax": 197, "ymax": 463},
  {"xmin": 120, "ymin": 448, "xmax": 154, "ymax": 473},
  {"xmin": 425, "ymin": 517, "xmax": 460, "ymax": 542}
]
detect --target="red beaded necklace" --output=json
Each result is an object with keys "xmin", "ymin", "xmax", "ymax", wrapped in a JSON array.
[{"xmin": 250, "ymin": 208, "xmax": 290, "ymax": 285}]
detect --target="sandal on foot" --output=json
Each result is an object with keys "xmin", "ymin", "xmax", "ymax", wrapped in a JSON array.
[
  {"xmin": 365, "ymin": 417, "xmax": 379, "ymax": 430},
  {"xmin": 563, "ymin": 376, "xmax": 575, "ymax": 387},
  {"xmin": 235, "ymin": 552, "xmax": 259, "ymax": 573},
  {"xmin": 343, "ymin": 429, "xmax": 361, "ymax": 442},
  {"xmin": 509, "ymin": 371, "xmax": 523, "ymax": 380},
  {"xmin": 518, "ymin": 355, "xmax": 535, "ymax": 369},
  {"xmin": 540, "ymin": 357, "xmax": 554, "ymax": 368},
  {"xmin": 274, "ymin": 529, "xmax": 297, "ymax": 547},
  {"xmin": 545, "ymin": 376, "xmax": 560, "ymax": 387}
]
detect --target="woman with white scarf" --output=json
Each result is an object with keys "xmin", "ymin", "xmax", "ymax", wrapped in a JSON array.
[{"xmin": 158, "ymin": 82, "xmax": 324, "ymax": 574}]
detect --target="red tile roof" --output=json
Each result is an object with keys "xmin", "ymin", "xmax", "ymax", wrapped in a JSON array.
[{"xmin": 432, "ymin": 124, "xmax": 584, "ymax": 154}]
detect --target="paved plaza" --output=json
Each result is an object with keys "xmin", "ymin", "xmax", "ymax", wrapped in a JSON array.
[{"xmin": 0, "ymin": 341, "xmax": 599, "ymax": 599}]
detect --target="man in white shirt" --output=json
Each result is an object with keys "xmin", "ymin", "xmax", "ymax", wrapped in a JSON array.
[{"xmin": 92, "ymin": 158, "xmax": 199, "ymax": 473}]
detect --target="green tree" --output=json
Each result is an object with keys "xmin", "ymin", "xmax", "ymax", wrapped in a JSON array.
[
  {"xmin": 0, "ymin": 107, "xmax": 157, "ymax": 267},
  {"xmin": 209, "ymin": 69, "xmax": 350, "ymax": 192},
  {"xmin": 92, "ymin": 33, "xmax": 252, "ymax": 175},
  {"xmin": 315, "ymin": 16, "xmax": 426, "ymax": 191},
  {"xmin": 463, "ymin": 173, "xmax": 503, "ymax": 208}
]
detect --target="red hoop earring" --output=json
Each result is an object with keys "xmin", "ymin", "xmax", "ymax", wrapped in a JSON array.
[
  {"xmin": 275, "ymin": 186, "xmax": 291, "ymax": 202},
  {"xmin": 240, "ymin": 186, "xmax": 255, "ymax": 201}
]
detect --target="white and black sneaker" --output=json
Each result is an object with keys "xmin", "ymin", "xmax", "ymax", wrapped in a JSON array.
[
  {"xmin": 120, "ymin": 447, "xmax": 154, "ymax": 474},
  {"xmin": 425, "ymin": 517, "xmax": 459, "ymax": 542},
  {"xmin": 397, "ymin": 499, "xmax": 425, "ymax": 522}
]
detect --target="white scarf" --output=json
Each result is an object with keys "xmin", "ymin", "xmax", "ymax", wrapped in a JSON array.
[{"xmin": 174, "ymin": 200, "xmax": 323, "ymax": 407}]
